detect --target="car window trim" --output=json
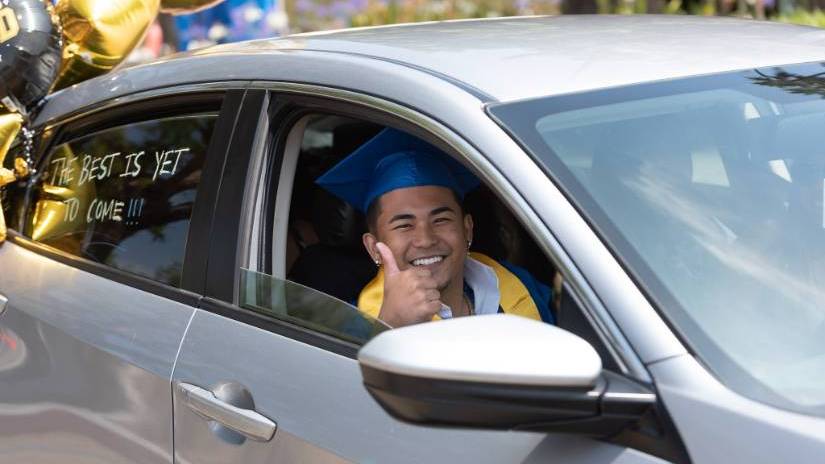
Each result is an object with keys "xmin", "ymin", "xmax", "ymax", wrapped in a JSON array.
[
  {"xmin": 9, "ymin": 88, "xmax": 244, "ymax": 305},
  {"xmin": 183, "ymin": 89, "xmax": 248, "ymax": 293},
  {"xmin": 203, "ymin": 89, "xmax": 270, "ymax": 302},
  {"xmin": 35, "ymin": 81, "xmax": 250, "ymax": 132},
  {"xmin": 235, "ymin": 92, "xmax": 275, "ymax": 288}
]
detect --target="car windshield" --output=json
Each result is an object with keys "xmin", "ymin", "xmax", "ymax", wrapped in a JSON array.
[{"xmin": 490, "ymin": 62, "xmax": 825, "ymax": 416}]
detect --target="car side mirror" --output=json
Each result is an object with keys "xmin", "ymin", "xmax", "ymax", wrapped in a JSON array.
[{"xmin": 358, "ymin": 314, "xmax": 655, "ymax": 436}]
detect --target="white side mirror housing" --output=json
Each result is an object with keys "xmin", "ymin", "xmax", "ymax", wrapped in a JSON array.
[
  {"xmin": 359, "ymin": 314, "xmax": 602, "ymax": 387},
  {"xmin": 358, "ymin": 314, "xmax": 655, "ymax": 438}
]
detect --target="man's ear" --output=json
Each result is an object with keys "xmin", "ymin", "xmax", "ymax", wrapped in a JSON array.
[
  {"xmin": 464, "ymin": 213, "xmax": 474, "ymax": 247},
  {"xmin": 363, "ymin": 232, "xmax": 380, "ymax": 264}
]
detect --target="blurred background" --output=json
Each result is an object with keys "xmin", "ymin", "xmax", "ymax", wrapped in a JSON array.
[{"xmin": 127, "ymin": 0, "xmax": 825, "ymax": 63}]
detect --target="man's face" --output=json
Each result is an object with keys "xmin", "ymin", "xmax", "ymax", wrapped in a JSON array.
[{"xmin": 366, "ymin": 185, "xmax": 472, "ymax": 291}]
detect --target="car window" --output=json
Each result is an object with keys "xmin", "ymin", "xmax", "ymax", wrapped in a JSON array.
[
  {"xmin": 24, "ymin": 113, "xmax": 217, "ymax": 287},
  {"xmin": 242, "ymin": 113, "xmax": 568, "ymax": 348},
  {"xmin": 238, "ymin": 114, "xmax": 389, "ymax": 343},
  {"xmin": 490, "ymin": 61, "xmax": 825, "ymax": 416},
  {"xmin": 240, "ymin": 268, "xmax": 388, "ymax": 344}
]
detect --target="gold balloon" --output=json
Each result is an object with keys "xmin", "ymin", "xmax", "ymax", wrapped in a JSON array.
[
  {"xmin": 0, "ymin": 169, "xmax": 14, "ymax": 186},
  {"xmin": 52, "ymin": 0, "xmax": 161, "ymax": 90},
  {"xmin": 0, "ymin": 163, "xmax": 17, "ymax": 241},
  {"xmin": 160, "ymin": 0, "xmax": 225, "ymax": 15},
  {"xmin": 0, "ymin": 200, "xmax": 6, "ymax": 243},
  {"xmin": 0, "ymin": 112, "xmax": 22, "ymax": 244},
  {"xmin": 13, "ymin": 157, "xmax": 28, "ymax": 179},
  {"xmin": 0, "ymin": 112, "xmax": 22, "ymax": 169},
  {"xmin": 30, "ymin": 145, "xmax": 95, "ymax": 243}
]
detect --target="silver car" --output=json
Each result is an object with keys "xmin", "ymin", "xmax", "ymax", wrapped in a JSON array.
[{"xmin": 2, "ymin": 14, "xmax": 825, "ymax": 463}]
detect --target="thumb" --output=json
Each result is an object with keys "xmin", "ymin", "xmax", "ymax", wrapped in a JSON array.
[{"xmin": 376, "ymin": 242, "xmax": 400, "ymax": 276}]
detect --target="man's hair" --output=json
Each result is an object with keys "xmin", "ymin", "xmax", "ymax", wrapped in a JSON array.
[{"xmin": 365, "ymin": 189, "xmax": 465, "ymax": 235}]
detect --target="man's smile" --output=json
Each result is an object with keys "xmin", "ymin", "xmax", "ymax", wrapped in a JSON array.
[{"xmin": 410, "ymin": 255, "xmax": 445, "ymax": 266}]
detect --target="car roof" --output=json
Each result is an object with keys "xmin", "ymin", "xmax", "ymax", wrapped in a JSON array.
[{"xmin": 196, "ymin": 14, "xmax": 825, "ymax": 101}]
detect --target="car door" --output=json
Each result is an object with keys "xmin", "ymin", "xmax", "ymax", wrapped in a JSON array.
[
  {"xmin": 170, "ymin": 88, "xmax": 676, "ymax": 463},
  {"xmin": 0, "ymin": 88, "xmax": 242, "ymax": 462}
]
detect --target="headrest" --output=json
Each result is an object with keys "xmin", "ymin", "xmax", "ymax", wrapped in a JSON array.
[
  {"xmin": 306, "ymin": 122, "xmax": 382, "ymax": 250},
  {"xmin": 311, "ymin": 187, "xmax": 365, "ymax": 250}
]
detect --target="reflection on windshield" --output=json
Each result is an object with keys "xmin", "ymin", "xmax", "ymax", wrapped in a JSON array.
[{"xmin": 492, "ymin": 62, "xmax": 825, "ymax": 415}]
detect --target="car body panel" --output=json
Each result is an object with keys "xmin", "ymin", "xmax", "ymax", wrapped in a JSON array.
[
  {"xmin": 650, "ymin": 354, "xmax": 825, "ymax": 463},
  {"xmin": 0, "ymin": 241, "xmax": 194, "ymax": 462},
  {"xmin": 171, "ymin": 308, "xmax": 667, "ymax": 463},
  {"xmin": 289, "ymin": 15, "xmax": 825, "ymax": 101}
]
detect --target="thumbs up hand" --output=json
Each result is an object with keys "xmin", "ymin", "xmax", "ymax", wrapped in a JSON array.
[{"xmin": 376, "ymin": 242, "xmax": 442, "ymax": 327}]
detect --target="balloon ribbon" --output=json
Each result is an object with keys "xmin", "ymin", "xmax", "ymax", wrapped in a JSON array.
[{"xmin": 0, "ymin": 112, "xmax": 24, "ymax": 243}]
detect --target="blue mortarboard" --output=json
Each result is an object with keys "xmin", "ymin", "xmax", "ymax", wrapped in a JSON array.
[{"xmin": 316, "ymin": 128, "xmax": 480, "ymax": 213}]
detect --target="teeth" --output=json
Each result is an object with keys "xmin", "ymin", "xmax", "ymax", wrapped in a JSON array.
[{"xmin": 412, "ymin": 256, "xmax": 443, "ymax": 266}]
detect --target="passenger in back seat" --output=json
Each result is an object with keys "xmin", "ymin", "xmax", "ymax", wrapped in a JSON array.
[{"xmin": 317, "ymin": 128, "xmax": 554, "ymax": 328}]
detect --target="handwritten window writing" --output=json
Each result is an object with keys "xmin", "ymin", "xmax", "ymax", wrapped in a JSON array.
[{"xmin": 25, "ymin": 114, "xmax": 217, "ymax": 287}]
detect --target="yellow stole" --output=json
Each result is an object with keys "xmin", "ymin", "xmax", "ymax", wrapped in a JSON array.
[{"xmin": 357, "ymin": 252, "xmax": 542, "ymax": 322}]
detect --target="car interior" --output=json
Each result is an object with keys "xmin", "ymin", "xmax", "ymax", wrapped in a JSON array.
[{"xmin": 278, "ymin": 114, "xmax": 562, "ymax": 318}]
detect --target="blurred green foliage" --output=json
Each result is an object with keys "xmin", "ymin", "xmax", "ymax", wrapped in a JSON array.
[
  {"xmin": 287, "ymin": 0, "xmax": 563, "ymax": 31},
  {"xmin": 285, "ymin": 0, "xmax": 825, "ymax": 33},
  {"xmin": 346, "ymin": 0, "xmax": 553, "ymax": 27},
  {"xmin": 778, "ymin": 8, "xmax": 825, "ymax": 26}
]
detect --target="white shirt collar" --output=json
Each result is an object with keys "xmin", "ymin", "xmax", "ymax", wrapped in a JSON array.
[{"xmin": 437, "ymin": 256, "xmax": 500, "ymax": 318}]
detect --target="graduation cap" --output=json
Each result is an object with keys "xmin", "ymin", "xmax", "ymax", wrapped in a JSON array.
[{"xmin": 316, "ymin": 128, "xmax": 479, "ymax": 213}]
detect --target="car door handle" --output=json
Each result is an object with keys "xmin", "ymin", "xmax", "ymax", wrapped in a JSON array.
[
  {"xmin": 0, "ymin": 293, "xmax": 7, "ymax": 316},
  {"xmin": 176, "ymin": 382, "xmax": 277, "ymax": 442}
]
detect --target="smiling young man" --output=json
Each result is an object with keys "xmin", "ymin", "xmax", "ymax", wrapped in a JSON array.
[{"xmin": 317, "ymin": 128, "xmax": 553, "ymax": 328}]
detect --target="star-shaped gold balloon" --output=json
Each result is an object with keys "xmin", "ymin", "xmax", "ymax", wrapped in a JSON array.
[{"xmin": 0, "ymin": 112, "xmax": 23, "ymax": 243}]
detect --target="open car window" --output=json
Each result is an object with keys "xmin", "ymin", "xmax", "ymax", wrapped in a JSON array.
[{"xmin": 238, "ymin": 111, "xmax": 570, "ymax": 348}]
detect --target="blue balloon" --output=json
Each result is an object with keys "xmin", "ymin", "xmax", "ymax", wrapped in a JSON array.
[{"xmin": 174, "ymin": 0, "xmax": 282, "ymax": 50}]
